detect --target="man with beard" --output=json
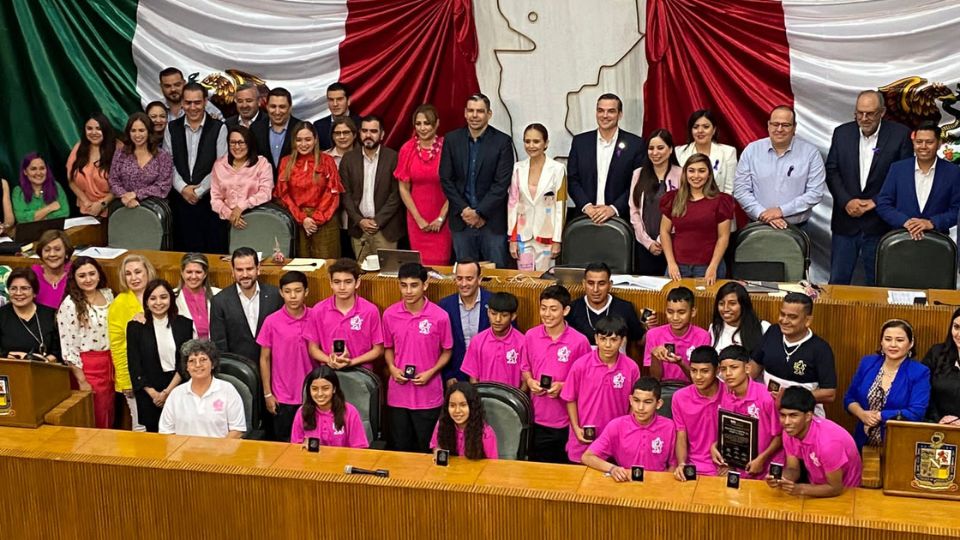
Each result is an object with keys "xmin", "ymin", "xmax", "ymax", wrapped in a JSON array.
[
  {"xmin": 566, "ymin": 262, "xmax": 649, "ymax": 358},
  {"xmin": 225, "ymin": 82, "xmax": 262, "ymax": 129},
  {"xmin": 158, "ymin": 67, "xmax": 222, "ymax": 122}
]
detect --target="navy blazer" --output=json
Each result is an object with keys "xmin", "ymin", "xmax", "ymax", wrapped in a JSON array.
[
  {"xmin": 825, "ymin": 120, "xmax": 912, "ymax": 236},
  {"xmin": 251, "ymin": 115, "xmax": 304, "ymax": 178},
  {"xmin": 843, "ymin": 354, "xmax": 930, "ymax": 449},
  {"xmin": 438, "ymin": 288, "xmax": 491, "ymax": 382},
  {"xmin": 209, "ymin": 283, "xmax": 283, "ymax": 364},
  {"xmin": 439, "ymin": 126, "xmax": 515, "ymax": 234},
  {"xmin": 875, "ymin": 157, "xmax": 960, "ymax": 231},
  {"xmin": 566, "ymin": 129, "xmax": 645, "ymax": 218}
]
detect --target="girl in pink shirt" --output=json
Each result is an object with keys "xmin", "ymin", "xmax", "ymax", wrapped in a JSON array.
[
  {"xmin": 290, "ymin": 366, "xmax": 369, "ymax": 448},
  {"xmin": 430, "ymin": 381, "xmax": 499, "ymax": 459}
]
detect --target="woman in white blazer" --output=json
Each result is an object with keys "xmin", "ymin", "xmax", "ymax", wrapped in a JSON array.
[
  {"xmin": 674, "ymin": 109, "xmax": 738, "ymax": 195},
  {"xmin": 174, "ymin": 253, "xmax": 220, "ymax": 340},
  {"xmin": 507, "ymin": 123, "xmax": 567, "ymax": 271}
]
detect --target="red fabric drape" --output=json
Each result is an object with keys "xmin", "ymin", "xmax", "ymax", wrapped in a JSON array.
[
  {"xmin": 643, "ymin": 0, "xmax": 794, "ymax": 151},
  {"xmin": 338, "ymin": 0, "xmax": 479, "ymax": 149}
]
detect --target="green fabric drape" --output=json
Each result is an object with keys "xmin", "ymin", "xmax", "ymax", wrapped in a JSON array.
[{"xmin": 0, "ymin": 0, "xmax": 139, "ymax": 191}]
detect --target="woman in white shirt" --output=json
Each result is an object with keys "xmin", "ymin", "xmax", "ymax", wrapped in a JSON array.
[
  {"xmin": 126, "ymin": 279, "xmax": 194, "ymax": 432},
  {"xmin": 57, "ymin": 256, "xmax": 115, "ymax": 428},
  {"xmin": 709, "ymin": 282, "xmax": 770, "ymax": 355},
  {"xmin": 675, "ymin": 110, "xmax": 738, "ymax": 195},
  {"xmin": 507, "ymin": 123, "xmax": 567, "ymax": 271}
]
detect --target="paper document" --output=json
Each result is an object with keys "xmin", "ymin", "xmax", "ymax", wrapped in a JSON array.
[
  {"xmin": 76, "ymin": 246, "xmax": 128, "ymax": 260},
  {"xmin": 610, "ymin": 274, "xmax": 672, "ymax": 290},
  {"xmin": 887, "ymin": 290, "xmax": 925, "ymax": 305},
  {"xmin": 64, "ymin": 216, "xmax": 101, "ymax": 230},
  {"xmin": 282, "ymin": 258, "xmax": 326, "ymax": 271}
]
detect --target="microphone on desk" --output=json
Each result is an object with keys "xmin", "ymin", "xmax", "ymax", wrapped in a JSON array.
[
  {"xmin": 344, "ymin": 465, "xmax": 390, "ymax": 478},
  {"xmin": 933, "ymin": 300, "xmax": 960, "ymax": 307}
]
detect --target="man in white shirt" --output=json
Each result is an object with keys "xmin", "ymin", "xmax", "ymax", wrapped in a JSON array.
[{"xmin": 210, "ymin": 247, "xmax": 283, "ymax": 363}]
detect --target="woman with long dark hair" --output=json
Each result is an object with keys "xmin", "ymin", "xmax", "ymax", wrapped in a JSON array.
[
  {"xmin": 709, "ymin": 282, "xmax": 770, "ymax": 355},
  {"xmin": 629, "ymin": 128, "xmax": 681, "ymax": 275},
  {"xmin": 430, "ymin": 381, "xmax": 498, "ymax": 459},
  {"xmin": 290, "ymin": 366, "xmax": 368, "ymax": 447},
  {"xmin": 109, "ymin": 112, "xmax": 173, "ymax": 208},
  {"xmin": 922, "ymin": 308, "xmax": 960, "ymax": 424},
  {"xmin": 67, "ymin": 113, "xmax": 118, "ymax": 216}
]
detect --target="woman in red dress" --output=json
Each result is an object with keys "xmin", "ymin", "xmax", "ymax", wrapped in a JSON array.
[{"xmin": 396, "ymin": 104, "xmax": 452, "ymax": 266}]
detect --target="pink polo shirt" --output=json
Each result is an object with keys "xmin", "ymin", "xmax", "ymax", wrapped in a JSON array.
[
  {"xmin": 719, "ymin": 379, "xmax": 784, "ymax": 479},
  {"xmin": 289, "ymin": 402, "xmax": 369, "ymax": 448},
  {"xmin": 643, "ymin": 324, "xmax": 711, "ymax": 383},
  {"xmin": 382, "ymin": 298, "xmax": 453, "ymax": 410},
  {"xmin": 460, "ymin": 326, "xmax": 526, "ymax": 388},
  {"xmin": 429, "ymin": 422, "xmax": 500, "ymax": 459},
  {"xmin": 671, "ymin": 383, "xmax": 723, "ymax": 475},
  {"xmin": 256, "ymin": 306, "xmax": 316, "ymax": 405},
  {"xmin": 560, "ymin": 351, "xmax": 641, "ymax": 462},
  {"xmin": 587, "ymin": 413, "xmax": 677, "ymax": 472},
  {"xmin": 519, "ymin": 324, "xmax": 592, "ymax": 428},
  {"xmin": 305, "ymin": 296, "xmax": 384, "ymax": 370},
  {"xmin": 783, "ymin": 417, "xmax": 862, "ymax": 488}
]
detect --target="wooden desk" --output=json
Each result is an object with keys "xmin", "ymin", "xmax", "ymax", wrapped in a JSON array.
[{"xmin": 0, "ymin": 427, "xmax": 956, "ymax": 540}]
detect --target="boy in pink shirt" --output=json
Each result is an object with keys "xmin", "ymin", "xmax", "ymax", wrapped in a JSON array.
[
  {"xmin": 768, "ymin": 386, "xmax": 862, "ymax": 496},
  {"xmin": 582, "ymin": 377, "xmax": 677, "ymax": 480},
  {"xmin": 306, "ymin": 258, "xmax": 384, "ymax": 370},
  {"xmin": 257, "ymin": 271, "xmax": 318, "ymax": 442},
  {"xmin": 561, "ymin": 316, "xmax": 641, "ymax": 462},
  {"xmin": 712, "ymin": 345, "xmax": 783, "ymax": 480},
  {"xmin": 520, "ymin": 285, "xmax": 592, "ymax": 464},
  {"xmin": 672, "ymin": 346, "xmax": 723, "ymax": 479},
  {"xmin": 644, "ymin": 287, "xmax": 710, "ymax": 383},
  {"xmin": 382, "ymin": 263, "xmax": 453, "ymax": 452},
  {"xmin": 461, "ymin": 292, "xmax": 526, "ymax": 388}
]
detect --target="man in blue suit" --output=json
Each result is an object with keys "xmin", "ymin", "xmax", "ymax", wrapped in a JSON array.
[
  {"xmin": 438, "ymin": 260, "xmax": 490, "ymax": 387},
  {"xmin": 826, "ymin": 90, "xmax": 912, "ymax": 285},
  {"xmin": 876, "ymin": 122, "xmax": 960, "ymax": 241},
  {"xmin": 567, "ymin": 93, "xmax": 645, "ymax": 223}
]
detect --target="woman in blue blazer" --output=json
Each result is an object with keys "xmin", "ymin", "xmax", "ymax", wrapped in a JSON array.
[{"xmin": 844, "ymin": 319, "xmax": 930, "ymax": 450}]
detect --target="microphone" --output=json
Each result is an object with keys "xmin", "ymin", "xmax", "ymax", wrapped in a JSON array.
[
  {"xmin": 344, "ymin": 465, "xmax": 390, "ymax": 478},
  {"xmin": 933, "ymin": 300, "xmax": 960, "ymax": 307}
]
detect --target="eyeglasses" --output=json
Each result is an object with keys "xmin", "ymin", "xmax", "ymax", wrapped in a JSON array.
[
  {"xmin": 8, "ymin": 286, "xmax": 33, "ymax": 293},
  {"xmin": 229, "ymin": 140, "xmax": 247, "ymax": 146},
  {"xmin": 768, "ymin": 122, "xmax": 794, "ymax": 130},
  {"xmin": 187, "ymin": 357, "xmax": 211, "ymax": 366},
  {"xmin": 855, "ymin": 110, "xmax": 882, "ymax": 119},
  {"xmin": 333, "ymin": 130, "xmax": 353, "ymax": 137}
]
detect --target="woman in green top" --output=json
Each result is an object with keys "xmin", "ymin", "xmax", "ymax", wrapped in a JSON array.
[{"xmin": 14, "ymin": 153, "xmax": 70, "ymax": 223}]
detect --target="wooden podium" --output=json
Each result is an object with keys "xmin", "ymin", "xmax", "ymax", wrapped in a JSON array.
[
  {"xmin": 883, "ymin": 420, "xmax": 960, "ymax": 501},
  {"xmin": 0, "ymin": 358, "xmax": 71, "ymax": 428}
]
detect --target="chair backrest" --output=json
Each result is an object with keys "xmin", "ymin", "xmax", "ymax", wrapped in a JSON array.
[
  {"xmin": 733, "ymin": 222, "xmax": 810, "ymax": 282},
  {"xmin": 658, "ymin": 381, "xmax": 690, "ymax": 420},
  {"xmin": 559, "ymin": 215, "xmax": 634, "ymax": 274},
  {"xmin": 107, "ymin": 197, "xmax": 172, "ymax": 250},
  {"xmin": 730, "ymin": 261, "xmax": 786, "ymax": 282},
  {"xmin": 337, "ymin": 367, "xmax": 382, "ymax": 444},
  {"xmin": 876, "ymin": 229, "xmax": 957, "ymax": 289},
  {"xmin": 216, "ymin": 372, "xmax": 254, "ymax": 435},
  {"xmin": 218, "ymin": 353, "xmax": 263, "ymax": 432},
  {"xmin": 228, "ymin": 202, "xmax": 297, "ymax": 258},
  {"xmin": 475, "ymin": 382, "xmax": 532, "ymax": 460}
]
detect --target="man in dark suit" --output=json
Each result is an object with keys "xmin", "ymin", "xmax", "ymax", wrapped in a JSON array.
[
  {"xmin": 439, "ymin": 93, "xmax": 514, "ymax": 268},
  {"xmin": 567, "ymin": 93, "xmax": 645, "ymax": 223},
  {"xmin": 224, "ymin": 82, "xmax": 262, "ymax": 129},
  {"xmin": 826, "ymin": 90, "xmax": 912, "ymax": 285},
  {"xmin": 876, "ymin": 122, "xmax": 960, "ymax": 240},
  {"xmin": 339, "ymin": 115, "xmax": 403, "ymax": 261},
  {"xmin": 162, "ymin": 82, "xmax": 228, "ymax": 253},
  {"xmin": 210, "ymin": 247, "xmax": 284, "ymax": 365},
  {"xmin": 314, "ymin": 82, "xmax": 362, "ymax": 151},
  {"xmin": 251, "ymin": 87, "xmax": 303, "ymax": 179},
  {"xmin": 438, "ymin": 260, "xmax": 491, "ymax": 386}
]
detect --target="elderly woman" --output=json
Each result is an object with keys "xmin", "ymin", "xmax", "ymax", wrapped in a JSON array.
[
  {"xmin": 13, "ymin": 153, "xmax": 70, "ymax": 223},
  {"xmin": 211, "ymin": 126, "xmax": 273, "ymax": 231},
  {"xmin": 159, "ymin": 339, "xmax": 246, "ymax": 438},
  {"xmin": 31, "ymin": 230, "xmax": 73, "ymax": 309},
  {"xmin": 0, "ymin": 267, "xmax": 60, "ymax": 362},
  {"xmin": 66, "ymin": 113, "xmax": 118, "ymax": 216},
  {"xmin": 174, "ymin": 252, "xmax": 220, "ymax": 339}
]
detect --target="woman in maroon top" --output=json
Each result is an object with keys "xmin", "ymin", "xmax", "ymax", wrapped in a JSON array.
[{"xmin": 659, "ymin": 153, "xmax": 734, "ymax": 285}]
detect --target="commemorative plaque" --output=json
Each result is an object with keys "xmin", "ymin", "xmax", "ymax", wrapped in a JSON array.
[{"xmin": 718, "ymin": 410, "xmax": 758, "ymax": 470}]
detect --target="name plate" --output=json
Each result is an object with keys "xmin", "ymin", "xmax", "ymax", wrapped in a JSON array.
[{"xmin": 718, "ymin": 409, "xmax": 758, "ymax": 471}]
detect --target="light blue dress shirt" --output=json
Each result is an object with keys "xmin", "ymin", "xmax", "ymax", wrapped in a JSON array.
[{"xmin": 733, "ymin": 136, "xmax": 826, "ymax": 224}]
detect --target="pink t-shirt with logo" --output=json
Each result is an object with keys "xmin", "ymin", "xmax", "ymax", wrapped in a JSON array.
[
  {"xmin": 255, "ymin": 306, "xmax": 316, "ymax": 405},
  {"xmin": 460, "ymin": 326, "xmax": 526, "ymax": 388},
  {"xmin": 305, "ymin": 296, "xmax": 384, "ymax": 371},
  {"xmin": 382, "ymin": 299, "xmax": 453, "ymax": 410},
  {"xmin": 719, "ymin": 379, "xmax": 784, "ymax": 479},
  {"xmin": 783, "ymin": 417, "xmax": 862, "ymax": 488},
  {"xmin": 561, "ymin": 351, "xmax": 641, "ymax": 462},
  {"xmin": 289, "ymin": 402, "xmax": 369, "ymax": 448},
  {"xmin": 429, "ymin": 422, "xmax": 499, "ymax": 459},
  {"xmin": 519, "ymin": 324, "xmax": 592, "ymax": 428},
  {"xmin": 643, "ymin": 324, "xmax": 711, "ymax": 383},
  {"xmin": 671, "ymin": 383, "xmax": 723, "ymax": 475},
  {"xmin": 587, "ymin": 413, "xmax": 677, "ymax": 472}
]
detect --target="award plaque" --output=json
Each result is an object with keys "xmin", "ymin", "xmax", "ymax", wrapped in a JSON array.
[{"xmin": 718, "ymin": 409, "xmax": 759, "ymax": 470}]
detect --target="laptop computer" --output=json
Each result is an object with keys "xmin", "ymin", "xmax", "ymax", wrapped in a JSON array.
[
  {"xmin": 14, "ymin": 217, "xmax": 66, "ymax": 244},
  {"xmin": 377, "ymin": 249, "xmax": 422, "ymax": 277}
]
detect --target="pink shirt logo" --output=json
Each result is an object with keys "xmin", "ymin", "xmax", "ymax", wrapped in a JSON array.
[
  {"xmin": 747, "ymin": 403, "xmax": 760, "ymax": 419},
  {"xmin": 612, "ymin": 372, "xmax": 625, "ymax": 389},
  {"xmin": 506, "ymin": 349, "xmax": 518, "ymax": 364},
  {"xmin": 809, "ymin": 451, "xmax": 821, "ymax": 467},
  {"xmin": 557, "ymin": 346, "xmax": 571, "ymax": 363},
  {"xmin": 212, "ymin": 399, "xmax": 224, "ymax": 412},
  {"xmin": 350, "ymin": 315, "xmax": 363, "ymax": 331},
  {"xmin": 333, "ymin": 422, "xmax": 345, "ymax": 436},
  {"xmin": 652, "ymin": 436, "xmax": 664, "ymax": 454},
  {"xmin": 419, "ymin": 319, "xmax": 432, "ymax": 335}
]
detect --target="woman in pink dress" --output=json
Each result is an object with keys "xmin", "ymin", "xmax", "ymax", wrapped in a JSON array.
[{"xmin": 396, "ymin": 104, "xmax": 452, "ymax": 266}]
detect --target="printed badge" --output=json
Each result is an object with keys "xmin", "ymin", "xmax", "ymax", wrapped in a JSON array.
[
  {"xmin": 651, "ymin": 437, "xmax": 663, "ymax": 454},
  {"xmin": 557, "ymin": 346, "xmax": 571, "ymax": 363},
  {"xmin": 419, "ymin": 320, "xmax": 432, "ymax": 335},
  {"xmin": 505, "ymin": 349, "xmax": 518, "ymax": 365},
  {"xmin": 612, "ymin": 372, "xmax": 625, "ymax": 389},
  {"xmin": 350, "ymin": 315, "xmax": 363, "ymax": 331}
]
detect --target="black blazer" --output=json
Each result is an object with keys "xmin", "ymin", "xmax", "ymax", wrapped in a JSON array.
[
  {"xmin": 251, "ymin": 115, "xmax": 304, "ymax": 178},
  {"xmin": 209, "ymin": 283, "xmax": 283, "ymax": 363},
  {"xmin": 314, "ymin": 113, "xmax": 362, "ymax": 151},
  {"xmin": 439, "ymin": 126, "xmax": 515, "ymax": 234},
  {"xmin": 825, "ymin": 120, "xmax": 912, "ymax": 236},
  {"xmin": 225, "ymin": 110, "xmax": 264, "ymax": 129},
  {"xmin": 566, "ymin": 129, "xmax": 645, "ymax": 218},
  {"xmin": 126, "ymin": 315, "xmax": 193, "ymax": 392}
]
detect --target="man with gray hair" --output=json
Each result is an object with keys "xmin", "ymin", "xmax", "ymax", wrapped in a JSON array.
[{"xmin": 225, "ymin": 82, "xmax": 262, "ymax": 128}]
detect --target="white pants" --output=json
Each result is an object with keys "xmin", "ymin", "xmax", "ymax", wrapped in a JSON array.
[{"xmin": 126, "ymin": 394, "xmax": 146, "ymax": 432}]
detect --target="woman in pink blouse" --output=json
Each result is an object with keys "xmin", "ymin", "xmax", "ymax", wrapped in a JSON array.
[
  {"xmin": 430, "ymin": 381, "xmax": 499, "ymax": 459},
  {"xmin": 629, "ymin": 129, "xmax": 681, "ymax": 276},
  {"xmin": 66, "ymin": 113, "xmax": 118, "ymax": 217},
  {"xmin": 109, "ymin": 112, "xmax": 173, "ymax": 207},
  {"xmin": 211, "ymin": 126, "xmax": 273, "ymax": 230},
  {"xmin": 291, "ymin": 366, "xmax": 369, "ymax": 448}
]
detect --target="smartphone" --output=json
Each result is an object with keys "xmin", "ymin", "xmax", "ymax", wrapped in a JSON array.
[
  {"xmin": 641, "ymin": 308, "xmax": 653, "ymax": 321},
  {"xmin": 333, "ymin": 339, "xmax": 346, "ymax": 354}
]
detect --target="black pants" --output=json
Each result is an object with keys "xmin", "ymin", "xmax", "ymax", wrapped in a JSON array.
[
  {"xmin": 634, "ymin": 243, "xmax": 667, "ymax": 276},
  {"xmin": 388, "ymin": 406, "xmax": 441, "ymax": 453},
  {"xmin": 273, "ymin": 403, "xmax": 300, "ymax": 443},
  {"xmin": 170, "ymin": 191, "xmax": 228, "ymax": 253},
  {"xmin": 530, "ymin": 423, "xmax": 569, "ymax": 464},
  {"xmin": 135, "ymin": 370, "xmax": 175, "ymax": 433}
]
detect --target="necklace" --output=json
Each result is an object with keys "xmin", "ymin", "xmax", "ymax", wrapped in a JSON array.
[
  {"xmin": 783, "ymin": 339, "xmax": 802, "ymax": 363},
  {"xmin": 585, "ymin": 298, "xmax": 612, "ymax": 331},
  {"xmin": 17, "ymin": 309, "xmax": 46, "ymax": 356}
]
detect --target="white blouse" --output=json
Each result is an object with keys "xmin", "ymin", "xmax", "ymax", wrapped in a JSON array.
[
  {"xmin": 152, "ymin": 316, "xmax": 177, "ymax": 373},
  {"xmin": 56, "ymin": 289, "xmax": 114, "ymax": 367},
  {"xmin": 709, "ymin": 320, "xmax": 772, "ymax": 352}
]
